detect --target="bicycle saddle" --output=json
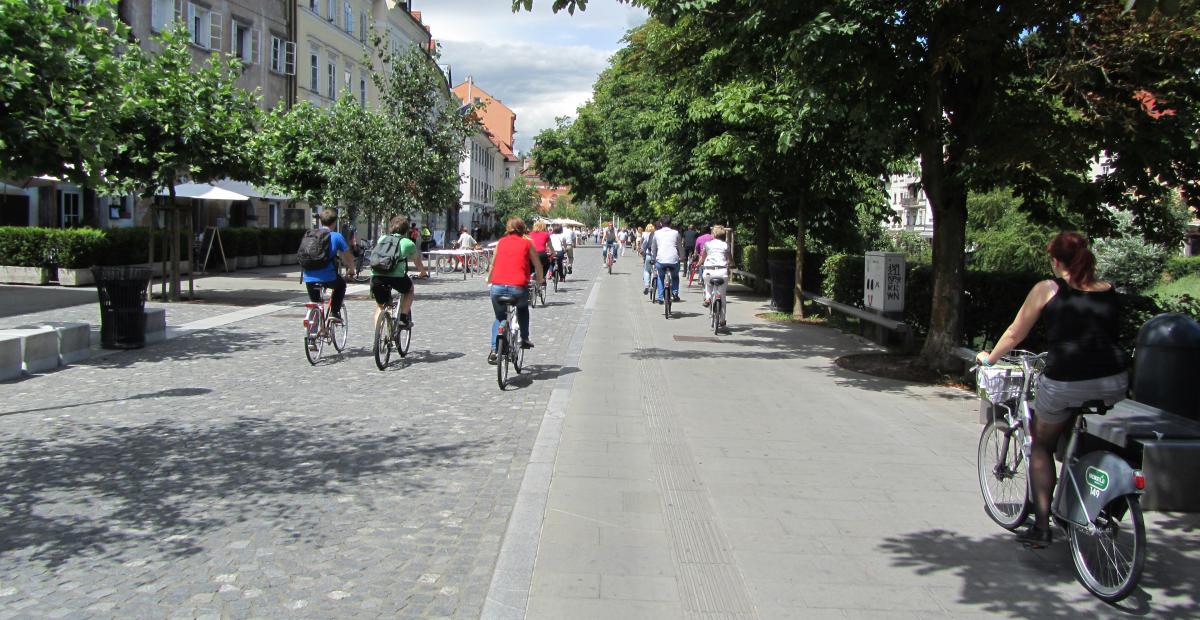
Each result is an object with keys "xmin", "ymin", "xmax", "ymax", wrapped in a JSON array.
[
  {"xmin": 710, "ymin": 277, "xmax": 726, "ymax": 286},
  {"xmin": 1069, "ymin": 399, "xmax": 1111, "ymax": 416},
  {"xmin": 495, "ymin": 295, "xmax": 518, "ymax": 305}
]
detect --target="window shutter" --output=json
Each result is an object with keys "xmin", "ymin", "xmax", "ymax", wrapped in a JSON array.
[
  {"xmin": 175, "ymin": 0, "xmax": 184, "ymax": 22},
  {"xmin": 285, "ymin": 41, "xmax": 296, "ymax": 76},
  {"xmin": 186, "ymin": 2, "xmax": 196, "ymax": 40},
  {"xmin": 209, "ymin": 12, "xmax": 222, "ymax": 51},
  {"xmin": 251, "ymin": 29, "xmax": 261, "ymax": 65},
  {"xmin": 150, "ymin": 0, "xmax": 160, "ymax": 31}
]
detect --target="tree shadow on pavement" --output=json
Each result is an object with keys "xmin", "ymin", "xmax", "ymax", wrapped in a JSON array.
[
  {"xmin": 0, "ymin": 387, "xmax": 212, "ymax": 417},
  {"xmin": 878, "ymin": 527, "xmax": 1199, "ymax": 617},
  {"xmin": 0, "ymin": 416, "xmax": 492, "ymax": 569},
  {"xmin": 75, "ymin": 327, "xmax": 282, "ymax": 370}
]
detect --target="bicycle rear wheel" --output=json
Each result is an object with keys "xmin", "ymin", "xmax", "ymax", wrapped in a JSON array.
[
  {"xmin": 713, "ymin": 299, "xmax": 722, "ymax": 335},
  {"xmin": 664, "ymin": 280, "xmax": 672, "ymax": 318},
  {"xmin": 536, "ymin": 283, "xmax": 546, "ymax": 307},
  {"xmin": 304, "ymin": 308, "xmax": 323, "ymax": 365},
  {"xmin": 1069, "ymin": 494, "xmax": 1146, "ymax": 603},
  {"xmin": 977, "ymin": 419, "xmax": 1031, "ymax": 530},
  {"xmin": 330, "ymin": 307, "xmax": 348, "ymax": 352},
  {"xmin": 373, "ymin": 313, "xmax": 391, "ymax": 370}
]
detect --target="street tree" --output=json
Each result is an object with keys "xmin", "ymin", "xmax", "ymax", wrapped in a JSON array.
[
  {"xmin": 106, "ymin": 25, "xmax": 260, "ymax": 300},
  {"xmin": 0, "ymin": 0, "xmax": 132, "ymax": 186},
  {"xmin": 493, "ymin": 178, "xmax": 541, "ymax": 228}
]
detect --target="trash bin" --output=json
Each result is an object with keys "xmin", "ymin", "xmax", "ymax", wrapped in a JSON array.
[
  {"xmin": 1132, "ymin": 312, "xmax": 1200, "ymax": 421},
  {"xmin": 767, "ymin": 259, "xmax": 795, "ymax": 313},
  {"xmin": 92, "ymin": 266, "xmax": 152, "ymax": 349}
]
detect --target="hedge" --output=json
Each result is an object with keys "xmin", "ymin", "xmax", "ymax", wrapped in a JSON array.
[
  {"xmin": 49, "ymin": 228, "xmax": 107, "ymax": 268},
  {"xmin": 222, "ymin": 227, "xmax": 261, "ymax": 257},
  {"xmin": 740, "ymin": 246, "xmax": 828, "ymax": 292},
  {"xmin": 816, "ymin": 252, "xmax": 1200, "ymax": 354},
  {"xmin": 1, "ymin": 226, "xmax": 205, "ymax": 267},
  {"xmin": 0, "ymin": 227, "xmax": 53, "ymax": 266},
  {"xmin": 1165, "ymin": 255, "xmax": 1200, "ymax": 281},
  {"xmin": 261, "ymin": 228, "xmax": 287, "ymax": 255}
]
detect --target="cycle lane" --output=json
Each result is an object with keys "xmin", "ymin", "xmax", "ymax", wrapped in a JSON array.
[{"xmin": 520, "ymin": 260, "xmax": 1200, "ymax": 619}]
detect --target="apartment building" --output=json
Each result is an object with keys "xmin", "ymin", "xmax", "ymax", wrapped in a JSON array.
[{"xmin": 885, "ymin": 173, "xmax": 933, "ymax": 239}]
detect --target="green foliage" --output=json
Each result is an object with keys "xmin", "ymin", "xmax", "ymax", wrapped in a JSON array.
[
  {"xmin": 967, "ymin": 189, "xmax": 1059, "ymax": 274},
  {"xmin": 221, "ymin": 228, "xmax": 261, "ymax": 257},
  {"xmin": 48, "ymin": 228, "xmax": 107, "ymax": 268},
  {"xmin": 820, "ymin": 254, "xmax": 865, "ymax": 306},
  {"xmin": 97, "ymin": 227, "xmax": 149, "ymax": 265},
  {"xmin": 0, "ymin": 0, "xmax": 132, "ymax": 185},
  {"xmin": 1094, "ymin": 212, "xmax": 1173, "ymax": 293},
  {"xmin": 260, "ymin": 228, "xmax": 287, "ymax": 255},
  {"xmin": 494, "ymin": 179, "xmax": 541, "ymax": 227},
  {"xmin": 880, "ymin": 231, "xmax": 933, "ymax": 265},
  {"xmin": 1165, "ymin": 256, "xmax": 1200, "ymax": 280},
  {"xmin": 0, "ymin": 227, "xmax": 53, "ymax": 266}
]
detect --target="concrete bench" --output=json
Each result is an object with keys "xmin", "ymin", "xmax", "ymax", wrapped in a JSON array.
[
  {"xmin": 145, "ymin": 308, "xmax": 166, "ymax": 344},
  {"xmin": 0, "ymin": 327, "xmax": 59, "ymax": 374},
  {"xmin": 0, "ymin": 333, "xmax": 21, "ymax": 381}
]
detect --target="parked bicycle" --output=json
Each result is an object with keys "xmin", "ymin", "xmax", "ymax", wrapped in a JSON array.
[
  {"xmin": 302, "ymin": 285, "xmax": 348, "ymax": 365},
  {"xmin": 493, "ymin": 294, "xmax": 525, "ymax": 390},
  {"xmin": 372, "ymin": 299, "xmax": 413, "ymax": 371},
  {"xmin": 976, "ymin": 351, "xmax": 1146, "ymax": 602},
  {"xmin": 350, "ymin": 240, "xmax": 372, "ymax": 283}
]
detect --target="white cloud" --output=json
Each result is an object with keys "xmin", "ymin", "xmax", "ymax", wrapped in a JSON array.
[{"xmin": 413, "ymin": 0, "xmax": 645, "ymax": 154}]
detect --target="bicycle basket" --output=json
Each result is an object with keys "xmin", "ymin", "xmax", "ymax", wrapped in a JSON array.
[{"xmin": 976, "ymin": 364, "xmax": 1025, "ymax": 404}]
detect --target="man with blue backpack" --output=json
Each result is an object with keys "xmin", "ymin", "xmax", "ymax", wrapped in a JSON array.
[
  {"xmin": 297, "ymin": 209, "xmax": 354, "ymax": 323},
  {"xmin": 369, "ymin": 215, "xmax": 428, "ymax": 327}
]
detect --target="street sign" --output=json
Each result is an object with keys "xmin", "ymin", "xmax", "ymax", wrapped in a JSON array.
[{"xmin": 864, "ymin": 251, "xmax": 905, "ymax": 313}]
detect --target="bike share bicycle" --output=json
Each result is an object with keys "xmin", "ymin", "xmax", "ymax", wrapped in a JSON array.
[
  {"xmin": 708, "ymin": 275, "xmax": 727, "ymax": 334},
  {"xmin": 976, "ymin": 351, "xmax": 1146, "ymax": 602},
  {"xmin": 373, "ymin": 279, "xmax": 425, "ymax": 370},
  {"xmin": 303, "ymin": 284, "xmax": 348, "ymax": 365}
]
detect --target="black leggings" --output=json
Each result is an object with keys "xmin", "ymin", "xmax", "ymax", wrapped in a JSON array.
[{"xmin": 306, "ymin": 277, "xmax": 346, "ymax": 316}]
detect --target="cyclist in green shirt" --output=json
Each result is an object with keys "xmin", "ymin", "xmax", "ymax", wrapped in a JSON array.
[{"xmin": 371, "ymin": 215, "xmax": 428, "ymax": 328}]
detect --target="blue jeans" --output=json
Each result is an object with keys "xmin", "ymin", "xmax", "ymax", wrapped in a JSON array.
[
  {"xmin": 490, "ymin": 285, "xmax": 529, "ymax": 350},
  {"xmin": 643, "ymin": 255, "xmax": 655, "ymax": 286},
  {"xmin": 656, "ymin": 262, "xmax": 679, "ymax": 299}
]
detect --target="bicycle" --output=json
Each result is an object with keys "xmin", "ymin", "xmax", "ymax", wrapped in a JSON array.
[
  {"xmin": 649, "ymin": 268, "xmax": 661, "ymax": 304},
  {"xmin": 493, "ymin": 294, "xmax": 525, "ymax": 390},
  {"xmin": 688, "ymin": 255, "xmax": 700, "ymax": 288},
  {"xmin": 550, "ymin": 256, "xmax": 562, "ymax": 292},
  {"xmin": 606, "ymin": 243, "xmax": 616, "ymax": 274},
  {"xmin": 976, "ymin": 351, "xmax": 1146, "ymax": 602},
  {"xmin": 529, "ymin": 271, "xmax": 547, "ymax": 308},
  {"xmin": 708, "ymin": 275, "xmax": 727, "ymax": 334},
  {"xmin": 662, "ymin": 267, "xmax": 673, "ymax": 318},
  {"xmin": 372, "ymin": 297, "xmax": 413, "ymax": 371},
  {"xmin": 302, "ymin": 286, "xmax": 348, "ymax": 365}
]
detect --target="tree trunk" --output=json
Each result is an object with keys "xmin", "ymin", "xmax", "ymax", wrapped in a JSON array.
[
  {"xmin": 792, "ymin": 194, "xmax": 806, "ymax": 319},
  {"xmin": 753, "ymin": 202, "xmax": 770, "ymax": 294},
  {"xmin": 917, "ymin": 170, "xmax": 968, "ymax": 371}
]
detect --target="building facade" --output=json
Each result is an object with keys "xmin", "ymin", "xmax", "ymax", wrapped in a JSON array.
[
  {"xmin": 519, "ymin": 161, "xmax": 571, "ymax": 214},
  {"xmin": 884, "ymin": 173, "xmax": 933, "ymax": 239},
  {"xmin": 452, "ymin": 79, "xmax": 520, "ymax": 192}
]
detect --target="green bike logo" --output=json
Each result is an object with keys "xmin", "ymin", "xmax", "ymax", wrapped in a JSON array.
[{"xmin": 1086, "ymin": 466, "xmax": 1110, "ymax": 492}]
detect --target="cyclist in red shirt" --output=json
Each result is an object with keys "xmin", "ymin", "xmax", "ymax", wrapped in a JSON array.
[
  {"xmin": 487, "ymin": 218, "xmax": 544, "ymax": 364},
  {"xmin": 529, "ymin": 220, "xmax": 552, "ymax": 277}
]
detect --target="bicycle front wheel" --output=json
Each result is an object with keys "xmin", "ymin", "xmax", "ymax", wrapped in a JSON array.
[
  {"xmin": 977, "ymin": 419, "xmax": 1030, "ymax": 530},
  {"xmin": 330, "ymin": 307, "xmax": 348, "ymax": 352},
  {"xmin": 373, "ymin": 313, "xmax": 391, "ymax": 370},
  {"xmin": 398, "ymin": 322, "xmax": 412, "ymax": 357},
  {"xmin": 536, "ymin": 284, "xmax": 546, "ymax": 308},
  {"xmin": 1069, "ymin": 494, "xmax": 1146, "ymax": 603}
]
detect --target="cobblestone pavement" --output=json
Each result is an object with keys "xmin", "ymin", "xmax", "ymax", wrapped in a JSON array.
[{"xmin": 0, "ymin": 250, "xmax": 605, "ymax": 619}]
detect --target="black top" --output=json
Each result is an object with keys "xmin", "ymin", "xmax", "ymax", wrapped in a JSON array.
[
  {"xmin": 683, "ymin": 230, "xmax": 699, "ymax": 248},
  {"xmin": 1042, "ymin": 278, "xmax": 1126, "ymax": 381}
]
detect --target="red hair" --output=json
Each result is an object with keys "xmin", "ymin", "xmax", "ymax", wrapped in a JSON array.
[{"xmin": 1046, "ymin": 231, "xmax": 1096, "ymax": 287}]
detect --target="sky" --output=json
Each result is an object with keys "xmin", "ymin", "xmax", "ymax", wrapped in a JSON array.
[{"xmin": 411, "ymin": 1, "xmax": 648, "ymax": 156}]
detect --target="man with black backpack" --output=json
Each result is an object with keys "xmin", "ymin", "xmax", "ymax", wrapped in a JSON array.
[
  {"xmin": 298, "ymin": 209, "xmax": 354, "ymax": 324},
  {"xmin": 370, "ymin": 215, "xmax": 428, "ymax": 327}
]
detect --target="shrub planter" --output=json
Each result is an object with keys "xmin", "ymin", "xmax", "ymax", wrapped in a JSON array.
[
  {"xmin": 0, "ymin": 266, "xmax": 52, "ymax": 285},
  {"xmin": 282, "ymin": 253, "xmax": 298, "ymax": 266},
  {"xmin": 56, "ymin": 267, "xmax": 96, "ymax": 287},
  {"xmin": 260, "ymin": 254, "xmax": 283, "ymax": 267},
  {"xmin": 143, "ymin": 261, "xmax": 191, "ymax": 278},
  {"xmin": 237, "ymin": 255, "xmax": 259, "ymax": 269}
]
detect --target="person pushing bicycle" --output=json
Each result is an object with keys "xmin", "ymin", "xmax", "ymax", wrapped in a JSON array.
[{"xmin": 370, "ymin": 215, "xmax": 428, "ymax": 329}]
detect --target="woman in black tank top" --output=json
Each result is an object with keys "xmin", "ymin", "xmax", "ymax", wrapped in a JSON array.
[{"xmin": 976, "ymin": 232, "xmax": 1129, "ymax": 548}]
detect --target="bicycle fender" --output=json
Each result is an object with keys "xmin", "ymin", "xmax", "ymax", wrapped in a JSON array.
[{"xmin": 1056, "ymin": 450, "xmax": 1140, "ymax": 527}]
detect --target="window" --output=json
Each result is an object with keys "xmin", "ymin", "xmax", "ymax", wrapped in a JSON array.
[
  {"xmin": 359, "ymin": 73, "xmax": 367, "ymax": 107},
  {"xmin": 309, "ymin": 49, "xmax": 319, "ymax": 91},
  {"xmin": 150, "ymin": 0, "xmax": 176, "ymax": 32},
  {"xmin": 309, "ymin": 0, "xmax": 319, "ymax": 13},
  {"xmin": 327, "ymin": 0, "xmax": 335, "ymax": 21},
  {"xmin": 232, "ymin": 20, "xmax": 259, "ymax": 65},
  {"xmin": 327, "ymin": 59, "xmax": 336, "ymax": 98},
  {"xmin": 360, "ymin": 11, "xmax": 367, "ymax": 41},
  {"xmin": 344, "ymin": 2, "xmax": 353, "ymax": 32},
  {"xmin": 270, "ymin": 35, "xmax": 296, "ymax": 75},
  {"xmin": 186, "ymin": 3, "xmax": 221, "ymax": 51},
  {"xmin": 269, "ymin": 203, "xmax": 279, "ymax": 228},
  {"xmin": 60, "ymin": 191, "xmax": 82, "ymax": 227}
]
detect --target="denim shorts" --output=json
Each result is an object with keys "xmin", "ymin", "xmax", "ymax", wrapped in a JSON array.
[{"xmin": 1035, "ymin": 371, "xmax": 1128, "ymax": 424}]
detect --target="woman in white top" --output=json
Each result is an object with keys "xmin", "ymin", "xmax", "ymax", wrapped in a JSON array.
[
  {"xmin": 549, "ymin": 225, "xmax": 567, "ymax": 280},
  {"xmin": 699, "ymin": 225, "xmax": 732, "ymax": 308}
]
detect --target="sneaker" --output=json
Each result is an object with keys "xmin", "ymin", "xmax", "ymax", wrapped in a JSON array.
[
  {"xmin": 398, "ymin": 314, "xmax": 411, "ymax": 326},
  {"xmin": 672, "ymin": 294, "xmax": 681, "ymax": 302},
  {"xmin": 521, "ymin": 340, "xmax": 535, "ymax": 349},
  {"xmin": 328, "ymin": 315, "xmax": 343, "ymax": 324},
  {"xmin": 1015, "ymin": 525, "xmax": 1052, "ymax": 548},
  {"xmin": 487, "ymin": 351, "xmax": 498, "ymax": 365},
  {"xmin": 702, "ymin": 299, "xmax": 710, "ymax": 307},
  {"xmin": 643, "ymin": 287, "xmax": 649, "ymax": 295}
]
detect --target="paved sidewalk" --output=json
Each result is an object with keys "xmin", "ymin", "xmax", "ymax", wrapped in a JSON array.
[{"xmin": 507, "ymin": 257, "xmax": 1200, "ymax": 619}]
